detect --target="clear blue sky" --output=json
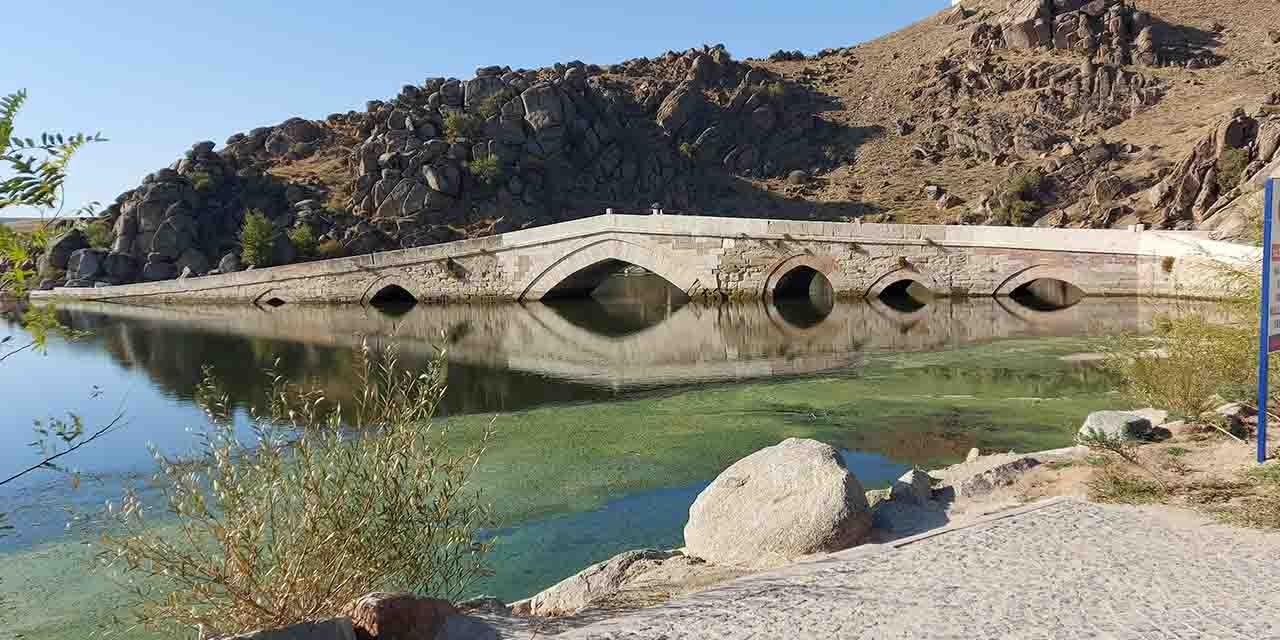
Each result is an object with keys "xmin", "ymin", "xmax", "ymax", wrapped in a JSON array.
[{"xmin": 4, "ymin": 1, "xmax": 945, "ymax": 218}]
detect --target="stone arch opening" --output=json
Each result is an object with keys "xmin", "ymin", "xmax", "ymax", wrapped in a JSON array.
[
  {"xmin": 263, "ymin": 297, "xmax": 286, "ymax": 308},
  {"xmin": 1009, "ymin": 278, "xmax": 1085, "ymax": 311},
  {"xmin": 369, "ymin": 283, "xmax": 418, "ymax": 313},
  {"xmin": 770, "ymin": 265, "xmax": 835, "ymax": 328},
  {"xmin": 877, "ymin": 279, "xmax": 934, "ymax": 313},
  {"xmin": 543, "ymin": 259, "xmax": 688, "ymax": 304}
]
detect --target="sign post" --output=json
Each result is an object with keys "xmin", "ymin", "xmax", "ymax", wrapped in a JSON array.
[{"xmin": 1259, "ymin": 178, "xmax": 1279, "ymax": 464}]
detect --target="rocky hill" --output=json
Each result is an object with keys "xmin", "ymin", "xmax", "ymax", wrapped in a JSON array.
[{"xmin": 38, "ymin": 0, "xmax": 1280, "ymax": 287}]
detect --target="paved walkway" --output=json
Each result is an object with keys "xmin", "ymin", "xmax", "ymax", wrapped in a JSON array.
[{"xmin": 540, "ymin": 498, "xmax": 1280, "ymax": 639}]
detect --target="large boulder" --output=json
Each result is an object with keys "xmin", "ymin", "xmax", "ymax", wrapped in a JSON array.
[
  {"xmin": 347, "ymin": 592, "xmax": 455, "ymax": 640},
  {"xmin": 684, "ymin": 438, "xmax": 872, "ymax": 568},
  {"xmin": 102, "ymin": 252, "xmax": 139, "ymax": 281},
  {"xmin": 218, "ymin": 252, "xmax": 242, "ymax": 273},
  {"xmin": 44, "ymin": 229, "xmax": 89, "ymax": 270},
  {"xmin": 1078, "ymin": 410, "xmax": 1154, "ymax": 441},
  {"xmin": 141, "ymin": 260, "xmax": 178, "ymax": 281},
  {"xmin": 66, "ymin": 248, "xmax": 107, "ymax": 281}
]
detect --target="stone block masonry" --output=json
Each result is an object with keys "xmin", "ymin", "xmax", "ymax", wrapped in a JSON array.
[{"xmin": 30, "ymin": 214, "xmax": 1260, "ymax": 306}]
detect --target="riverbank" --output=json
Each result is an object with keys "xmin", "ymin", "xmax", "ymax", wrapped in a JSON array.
[{"xmin": 446, "ymin": 417, "xmax": 1279, "ymax": 638}]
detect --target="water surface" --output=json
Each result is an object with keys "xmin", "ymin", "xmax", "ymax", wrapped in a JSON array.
[{"xmin": 0, "ymin": 292, "xmax": 1178, "ymax": 630}]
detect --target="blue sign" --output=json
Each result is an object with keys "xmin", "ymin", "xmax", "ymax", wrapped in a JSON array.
[{"xmin": 1258, "ymin": 178, "xmax": 1278, "ymax": 463}]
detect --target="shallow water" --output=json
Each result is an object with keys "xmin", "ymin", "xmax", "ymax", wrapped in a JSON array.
[{"xmin": 0, "ymin": 292, "xmax": 1188, "ymax": 632}]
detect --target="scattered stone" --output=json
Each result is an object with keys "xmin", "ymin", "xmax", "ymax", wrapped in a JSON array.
[
  {"xmin": 1078, "ymin": 410, "xmax": 1154, "ymax": 441},
  {"xmin": 965, "ymin": 448, "xmax": 981, "ymax": 462},
  {"xmin": 890, "ymin": 469, "xmax": 934, "ymax": 504},
  {"xmin": 684, "ymin": 438, "xmax": 872, "ymax": 568},
  {"xmin": 512, "ymin": 549, "xmax": 680, "ymax": 617},
  {"xmin": 219, "ymin": 252, "xmax": 242, "ymax": 273},
  {"xmin": 348, "ymin": 592, "xmax": 456, "ymax": 640},
  {"xmin": 786, "ymin": 169, "xmax": 810, "ymax": 184},
  {"xmin": 945, "ymin": 456, "xmax": 1041, "ymax": 498}
]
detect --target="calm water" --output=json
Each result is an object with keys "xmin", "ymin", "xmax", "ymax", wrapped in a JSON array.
[{"xmin": 0, "ymin": 287, "xmax": 1182, "ymax": 602}]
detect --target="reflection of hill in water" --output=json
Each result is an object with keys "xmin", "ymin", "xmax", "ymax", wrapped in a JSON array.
[{"xmin": 50, "ymin": 297, "xmax": 1203, "ymax": 418}]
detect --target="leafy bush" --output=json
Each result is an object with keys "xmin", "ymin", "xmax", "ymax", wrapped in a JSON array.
[
  {"xmin": 238, "ymin": 209, "xmax": 277, "ymax": 267},
  {"xmin": 317, "ymin": 238, "xmax": 344, "ymax": 259},
  {"xmin": 759, "ymin": 82, "xmax": 786, "ymax": 100},
  {"xmin": 444, "ymin": 112, "xmax": 484, "ymax": 142},
  {"xmin": 100, "ymin": 341, "xmax": 496, "ymax": 637},
  {"xmin": 467, "ymin": 154, "xmax": 503, "ymax": 187},
  {"xmin": 287, "ymin": 223, "xmax": 317, "ymax": 259},
  {"xmin": 188, "ymin": 170, "xmax": 212, "ymax": 192},
  {"xmin": 1216, "ymin": 147, "xmax": 1250, "ymax": 194},
  {"xmin": 678, "ymin": 142, "xmax": 693, "ymax": 159},
  {"xmin": 1106, "ymin": 313, "xmax": 1253, "ymax": 419},
  {"xmin": 0, "ymin": 224, "xmax": 48, "ymax": 295},
  {"xmin": 471, "ymin": 89, "xmax": 515, "ymax": 120},
  {"xmin": 990, "ymin": 172, "xmax": 1042, "ymax": 226},
  {"xmin": 80, "ymin": 219, "xmax": 111, "ymax": 248}
]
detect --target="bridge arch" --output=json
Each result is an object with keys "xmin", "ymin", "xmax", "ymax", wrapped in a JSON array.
[
  {"xmin": 762, "ymin": 254, "xmax": 839, "ymax": 301},
  {"xmin": 865, "ymin": 266, "xmax": 948, "ymax": 300},
  {"xmin": 519, "ymin": 238, "xmax": 701, "ymax": 301},
  {"xmin": 361, "ymin": 277, "xmax": 422, "ymax": 307},
  {"xmin": 995, "ymin": 265, "xmax": 1087, "ymax": 310}
]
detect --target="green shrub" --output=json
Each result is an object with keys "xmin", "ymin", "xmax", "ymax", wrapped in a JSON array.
[
  {"xmin": 471, "ymin": 89, "xmax": 515, "ymax": 120},
  {"xmin": 759, "ymin": 82, "xmax": 786, "ymax": 99},
  {"xmin": 678, "ymin": 142, "xmax": 694, "ymax": 159},
  {"xmin": 444, "ymin": 112, "xmax": 484, "ymax": 142},
  {"xmin": 990, "ymin": 172, "xmax": 1042, "ymax": 226},
  {"xmin": 1105, "ymin": 313, "xmax": 1254, "ymax": 420},
  {"xmin": 317, "ymin": 238, "xmax": 344, "ymax": 259},
  {"xmin": 100, "ymin": 341, "xmax": 496, "ymax": 637},
  {"xmin": 287, "ymin": 223, "xmax": 317, "ymax": 259},
  {"xmin": 1216, "ymin": 147, "xmax": 1250, "ymax": 194},
  {"xmin": 189, "ymin": 170, "xmax": 212, "ymax": 192},
  {"xmin": 238, "ymin": 209, "xmax": 277, "ymax": 267},
  {"xmin": 467, "ymin": 154, "xmax": 503, "ymax": 186},
  {"xmin": 80, "ymin": 219, "xmax": 111, "ymax": 248}
]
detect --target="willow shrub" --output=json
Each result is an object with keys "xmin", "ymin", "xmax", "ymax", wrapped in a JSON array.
[
  {"xmin": 100, "ymin": 340, "xmax": 496, "ymax": 637},
  {"xmin": 1105, "ymin": 245, "xmax": 1263, "ymax": 420}
]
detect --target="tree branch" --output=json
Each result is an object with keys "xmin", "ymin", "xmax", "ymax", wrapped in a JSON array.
[{"xmin": 0, "ymin": 412, "xmax": 125, "ymax": 486}]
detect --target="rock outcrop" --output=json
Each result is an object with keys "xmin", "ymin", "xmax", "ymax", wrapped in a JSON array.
[{"xmin": 683, "ymin": 438, "xmax": 872, "ymax": 568}]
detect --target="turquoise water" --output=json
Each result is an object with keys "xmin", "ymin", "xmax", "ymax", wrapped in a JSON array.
[{"xmin": 0, "ymin": 293, "xmax": 1175, "ymax": 637}]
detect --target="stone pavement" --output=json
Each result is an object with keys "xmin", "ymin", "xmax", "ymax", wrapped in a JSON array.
[{"xmin": 532, "ymin": 498, "xmax": 1280, "ymax": 639}]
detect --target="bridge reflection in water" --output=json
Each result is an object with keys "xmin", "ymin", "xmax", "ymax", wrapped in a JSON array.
[{"xmin": 50, "ymin": 281, "xmax": 1198, "ymax": 398}]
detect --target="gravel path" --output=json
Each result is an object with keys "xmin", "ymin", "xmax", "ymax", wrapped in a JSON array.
[{"xmin": 542, "ymin": 498, "xmax": 1280, "ymax": 639}]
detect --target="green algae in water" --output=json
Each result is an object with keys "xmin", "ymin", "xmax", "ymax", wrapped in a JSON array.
[{"xmin": 0, "ymin": 336, "xmax": 1121, "ymax": 639}]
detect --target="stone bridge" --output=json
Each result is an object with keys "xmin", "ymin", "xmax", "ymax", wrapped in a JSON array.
[{"xmin": 31, "ymin": 214, "xmax": 1259, "ymax": 306}]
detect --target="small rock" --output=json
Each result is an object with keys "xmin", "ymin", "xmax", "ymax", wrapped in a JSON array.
[
  {"xmin": 219, "ymin": 252, "xmax": 242, "ymax": 273},
  {"xmin": 953, "ymin": 456, "xmax": 1040, "ymax": 498},
  {"xmin": 347, "ymin": 592, "xmax": 456, "ymax": 640},
  {"xmin": 513, "ymin": 549, "xmax": 679, "ymax": 617},
  {"xmin": 786, "ymin": 169, "xmax": 810, "ymax": 184},
  {"xmin": 889, "ymin": 469, "xmax": 934, "ymax": 504},
  {"xmin": 965, "ymin": 447, "xmax": 981, "ymax": 462},
  {"xmin": 1078, "ymin": 410, "xmax": 1154, "ymax": 442}
]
